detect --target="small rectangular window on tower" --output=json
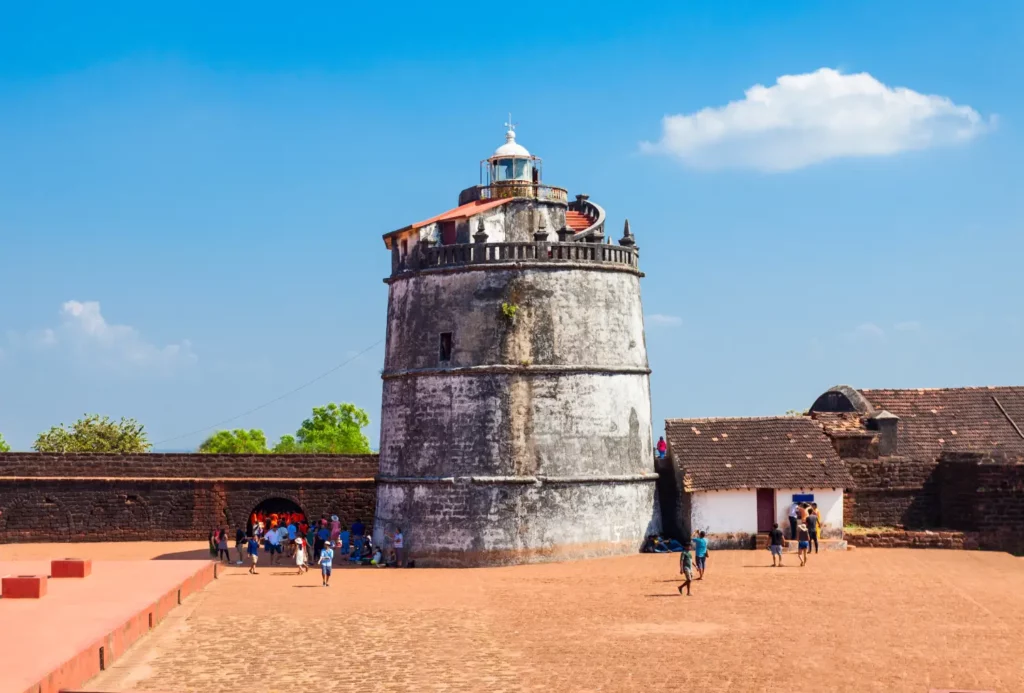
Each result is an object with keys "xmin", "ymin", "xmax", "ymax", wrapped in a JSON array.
[{"xmin": 438, "ymin": 332, "xmax": 453, "ymax": 362}]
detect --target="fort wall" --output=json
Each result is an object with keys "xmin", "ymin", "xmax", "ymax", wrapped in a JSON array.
[{"xmin": 0, "ymin": 453, "xmax": 379, "ymax": 544}]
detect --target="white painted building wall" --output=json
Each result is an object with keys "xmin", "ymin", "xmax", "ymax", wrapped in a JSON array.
[
  {"xmin": 774, "ymin": 488, "xmax": 844, "ymax": 533},
  {"xmin": 689, "ymin": 488, "xmax": 845, "ymax": 537},
  {"xmin": 690, "ymin": 489, "xmax": 758, "ymax": 534}
]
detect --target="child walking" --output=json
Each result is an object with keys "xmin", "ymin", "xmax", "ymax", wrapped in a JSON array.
[
  {"xmin": 247, "ymin": 534, "xmax": 260, "ymax": 575},
  {"xmin": 677, "ymin": 543, "xmax": 694, "ymax": 596},
  {"xmin": 295, "ymin": 536, "xmax": 308, "ymax": 575},
  {"xmin": 319, "ymin": 540, "xmax": 335, "ymax": 587}
]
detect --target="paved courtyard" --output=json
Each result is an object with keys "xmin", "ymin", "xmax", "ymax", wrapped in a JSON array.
[{"xmin": 3, "ymin": 541, "xmax": 1023, "ymax": 692}]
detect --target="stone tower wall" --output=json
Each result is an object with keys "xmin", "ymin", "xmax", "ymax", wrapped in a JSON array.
[{"xmin": 375, "ymin": 251, "xmax": 657, "ymax": 566}]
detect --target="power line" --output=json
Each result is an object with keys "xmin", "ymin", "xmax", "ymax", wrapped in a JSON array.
[{"xmin": 152, "ymin": 338, "xmax": 384, "ymax": 446}]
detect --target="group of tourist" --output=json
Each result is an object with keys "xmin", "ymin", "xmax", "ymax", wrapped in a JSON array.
[
  {"xmin": 209, "ymin": 514, "xmax": 408, "ymax": 580},
  {"xmin": 783, "ymin": 500, "xmax": 823, "ymax": 566}
]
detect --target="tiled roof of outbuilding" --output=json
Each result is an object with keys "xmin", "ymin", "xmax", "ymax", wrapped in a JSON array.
[
  {"xmin": 860, "ymin": 386, "xmax": 1024, "ymax": 460},
  {"xmin": 664, "ymin": 416, "xmax": 854, "ymax": 492}
]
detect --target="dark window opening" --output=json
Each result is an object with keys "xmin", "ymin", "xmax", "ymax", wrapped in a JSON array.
[
  {"xmin": 439, "ymin": 332, "xmax": 453, "ymax": 362},
  {"xmin": 440, "ymin": 221, "xmax": 457, "ymax": 245},
  {"xmin": 400, "ymin": 239, "xmax": 408, "ymax": 258}
]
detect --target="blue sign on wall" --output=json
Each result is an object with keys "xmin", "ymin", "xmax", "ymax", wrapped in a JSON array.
[{"xmin": 792, "ymin": 493, "xmax": 815, "ymax": 503}]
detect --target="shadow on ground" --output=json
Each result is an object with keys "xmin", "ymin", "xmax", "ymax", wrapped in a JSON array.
[{"xmin": 153, "ymin": 548, "xmax": 228, "ymax": 560}]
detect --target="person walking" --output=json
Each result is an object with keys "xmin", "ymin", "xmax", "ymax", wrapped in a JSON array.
[
  {"xmin": 216, "ymin": 528, "xmax": 230, "ymax": 563},
  {"xmin": 295, "ymin": 536, "xmax": 308, "ymax": 575},
  {"xmin": 656, "ymin": 436, "xmax": 667, "ymax": 459},
  {"xmin": 796, "ymin": 522, "xmax": 811, "ymax": 567},
  {"xmin": 247, "ymin": 534, "xmax": 260, "ymax": 574},
  {"xmin": 677, "ymin": 543, "xmax": 694, "ymax": 596},
  {"xmin": 266, "ymin": 526, "xmax": 282, "ymax": 565},
  {"xmin": 787, "ymin": 500, "xmax": 800, "ymax": 540},
  {"xmin": 319, "ymin": 540, "xmax": 335, "ymax": 587},
  {"xmin": 691, "ymin": 530, "xmax": 708, "ymax": 580},
  {"xmin": 805, "ymin": 508, "xmax": 820, "ymax": 554},
  {"xmin": 234, "ymin": 528, "xmax": 246, "ymax": 565},
  {"xmin": 768, "ymin": 522, "xmax": 785, "ymax": 567}
]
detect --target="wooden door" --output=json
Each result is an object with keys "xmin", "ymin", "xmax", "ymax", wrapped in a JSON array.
[{"xmin": 756, "ymin": 489, "xmax": 775, "ymax": 533}]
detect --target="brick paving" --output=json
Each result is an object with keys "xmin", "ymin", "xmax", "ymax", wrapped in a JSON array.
[{"xmin": 3, "ymin": 542, "xmax": 1023, "ymax": 692}]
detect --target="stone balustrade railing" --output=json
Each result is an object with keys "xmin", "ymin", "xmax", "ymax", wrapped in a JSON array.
[{"xmin": 393, "ymin": 240, "xmax": 640, "ymax": 276}]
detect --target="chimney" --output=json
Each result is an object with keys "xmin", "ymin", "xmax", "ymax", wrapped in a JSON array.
[{"xmin": 874, "ymin": 410, "xmax": 899, "ymax": 456}]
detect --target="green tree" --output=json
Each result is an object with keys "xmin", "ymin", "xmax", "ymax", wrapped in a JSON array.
[
  {"xmin": 272, "ymin": 434, "xmax": 302, "ymax": 453},
  {"xmin": 198, "ymin": 429, "xmax": 268, "ymax": 454},
  {"xmin": 0, "ymin": 433, "xmax": 10, "ymax": 452},
  {"xmin": 34, "ymin": 414, "xmax": 150, "ymax": 453},
  {"xmin": 295, "ymin": 402, "xmax": 371, "ymax": 453}
]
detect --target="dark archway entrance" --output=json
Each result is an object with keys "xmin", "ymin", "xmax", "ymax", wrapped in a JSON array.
[{"xmin": 247, "ymin": 497, "xmax": 306, "ymax": 535}]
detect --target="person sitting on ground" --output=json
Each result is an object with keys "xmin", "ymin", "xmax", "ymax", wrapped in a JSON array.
[
  {"xmin": 371, "ymin": 545, "xmax": 385, "ymax": 567},
  {"xmin": 359, "ymin": 538, "xmax": 374, "ymax": 565}
]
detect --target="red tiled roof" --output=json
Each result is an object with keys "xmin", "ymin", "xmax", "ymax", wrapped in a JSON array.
[
  {"xmin": 410, "ymin": 198, "xmax": 511, "ymax": 230},
  {"xmin": 384, "ymin": 199, "xmax": 512, "ymax": 246},
  {"xmin": 860, "ymin": 386, "xmax": 1024, "ymax": 459},
  {"xmin": 664, "ymin": 416, "xmax": 854, "ymax": 492}
]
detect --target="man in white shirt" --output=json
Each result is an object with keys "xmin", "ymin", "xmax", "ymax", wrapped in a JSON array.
[
  {"xmin": 267, "ymin": 527, "xmax": 282, "ymax": 565},
  {"xmin": 787, "ymin": 501, "xmax": 800, "ymax": 540}
]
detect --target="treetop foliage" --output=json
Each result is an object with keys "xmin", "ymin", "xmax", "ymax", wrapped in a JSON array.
[{"xmin": 33, "ymin": 414, "xmax": 151, "ymax": 453}]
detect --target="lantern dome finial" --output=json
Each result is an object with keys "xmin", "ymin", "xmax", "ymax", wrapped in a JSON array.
[{"xmin": 493, "ymin": 114, "xmax": 530, "ymax": 158}]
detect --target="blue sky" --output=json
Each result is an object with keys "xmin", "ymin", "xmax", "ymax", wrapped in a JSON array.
[{"xmin": 1, "ymin": 2, "xmax": 1022, "ymax": 451}]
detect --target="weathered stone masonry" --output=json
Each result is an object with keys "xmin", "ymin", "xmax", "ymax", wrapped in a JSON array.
[{"xmin": 0, "ymin": 453, "xmax": 378, "ymax": 544}]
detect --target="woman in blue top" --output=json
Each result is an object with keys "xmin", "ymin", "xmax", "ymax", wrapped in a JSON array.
[{"xmin": 691, "ymin": 530, "xmax": 709, "ymax": 580}]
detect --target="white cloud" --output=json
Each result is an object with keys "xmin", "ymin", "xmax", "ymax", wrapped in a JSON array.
[
  {"xmin": 7, "ymin": 300, "xmax": 196, "ymax": 372},
  {"xmin": 641, "ymin": 68, "xmax": 993, "ymax": 171},
  {"xmin": 848, "ymin": 322, "xmax": 886, "ymax": 341},
  {"xmin": 648, "ymin": 313, "xmax": 682, "ymax": 327},
  {"xmin": 894, "ymin": 321, "xmax": 922, "ymax": 332}
]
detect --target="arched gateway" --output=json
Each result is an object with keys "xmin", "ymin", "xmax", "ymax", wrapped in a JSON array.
[{"xmin": 247, "ymin": 497, "xmax": 306, "ymax": 534}]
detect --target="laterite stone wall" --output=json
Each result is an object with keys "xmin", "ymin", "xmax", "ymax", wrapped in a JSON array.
[{"xmin": 0, "ymin": 453, "xmax": 379, "ymax": 544}]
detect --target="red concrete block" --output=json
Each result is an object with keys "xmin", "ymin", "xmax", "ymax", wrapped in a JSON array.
[
  {"xmin": 1, "ymin": 574, "xmax": 47, "ymax": 598},
  {"xmin": 51, "ymin": 558, "xmax": 92, "ymax": 578}
]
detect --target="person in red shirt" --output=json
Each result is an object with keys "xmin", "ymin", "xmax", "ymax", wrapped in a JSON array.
[{"xmin": 656, "ymin": 436, "xmax": 667, "ymax": 458}]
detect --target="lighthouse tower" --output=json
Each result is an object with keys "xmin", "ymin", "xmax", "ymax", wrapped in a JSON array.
[{"xmin": 375, "ymin": 122, "xmax": 656, "ymax": 567}]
